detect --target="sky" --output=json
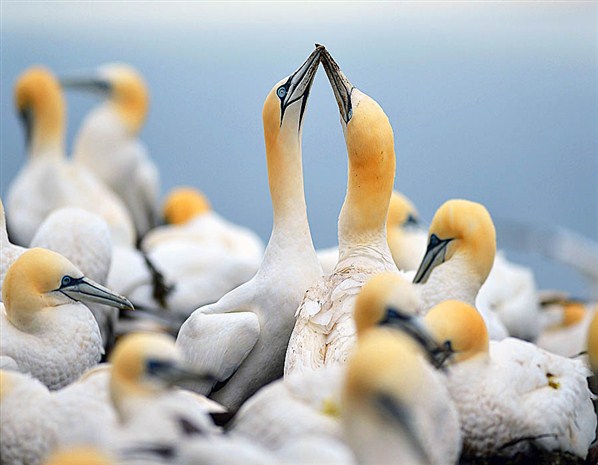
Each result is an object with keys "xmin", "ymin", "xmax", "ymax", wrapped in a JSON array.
[{"xmin": 1, "ymin": 1, "xmax": 597, "ymax": 297}]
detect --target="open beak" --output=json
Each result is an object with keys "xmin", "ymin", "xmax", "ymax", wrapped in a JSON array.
[
  {"xmin": 412, "ymin": 234, "xmax": 453, "ymax": 284},
  {"xmin": 146, "ymin": 359, "xmax": 216, "ymax": 387},
  {"xmin": 59, "ymin": 76, "xmax": 112, "ymax": 95},
  {"xmin": 279, "ymin": 45, "xmax": 323, "ymax": 125},
  {"xmin": 58, "ymin": 276, "xmax": 134, "ymax": 311},
  {"xmin": 380, "ymin": 307, "xmax": 453, "ymax": 369},
  {"xmin": 320, "ymin": 47, "xmax": 354, "ymax": 124}
]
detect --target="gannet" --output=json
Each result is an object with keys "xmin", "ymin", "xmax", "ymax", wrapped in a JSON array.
[
  {"xmin": 108, "ymin": 332, "xmax": 221, "ymax": 445},
  {"xmin": 420, "ymin": 300, "xmax": 596, "ymax": 459},
  {"xmin": 343, "ymin": 329, "xmax": 457, "ymax": 465},
  {"xmin": 127, "ymin": 187, "xmax": 264, "ymax": 317},
  {"xmin": 0, "ymin": 248, "xmax": 133, "ymax": 389},
  {"xmin": 176, "ymin": 47, "xmax": 323, "ymax": 411},
  {"xmin": 317, "ymin": 190, "xmax": 428, "ymax": 275},
  {"xmin": 63, "ymin": 63, "xmax": 159, "ymax": 239},
  {"xmin": 285, "ymin": 48, "xmax": 401, "ymax": 375},
  {"xmin": 6, "ymin": 67, "xmax": 135, "ymax": 246},
  {"xmin": 30, "ymin": 207, "xmax": 117, "ymax": 352},
  {"xmin": 412, "ymin": 199, "xmax": 509, "ymax": 339},
  {"xmin": 0, "ymin": 199, "xmax": 26, "ymax": 298}
]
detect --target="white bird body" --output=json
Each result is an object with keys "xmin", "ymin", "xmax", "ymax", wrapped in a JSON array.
[
  {"xmin": 68, "ymin": 64, "xmax": 159, "ymax": 238},
  {"xmin": 177, "ymin": 48, "xmax": 323, "ymax": 410},
  {"xmin": 286, "ymin": 249, "xmax": 399, "ymax": 374},
  {"xmin": 445, "ymin": 338, "xmax": 595, "ymax": 458},
  {"xmin": 0, "ymin": 369, "xmax": 117, "ymax": 465},
  {"xmin": 231, "ymin": 364, "xmax": 346, "ymax": 452},
  {"xmin": 0, "ymin": 201, "xmax": 26, "ymax": 298},
  {"xmin": 477, "ymin": 251, "xmax": 541, "ymax": 341},
  {"xmin": 316, "ymin": 246, "xmax": 338, "ymax": 275},
  {"xmin": 0, "ymin": 302, "xmax": 103, "ymax": 390}
]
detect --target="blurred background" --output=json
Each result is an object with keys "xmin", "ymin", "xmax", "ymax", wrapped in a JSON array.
[{"xmin": 1, "ymin": 2, "xmax": 596, "ymax": 297}]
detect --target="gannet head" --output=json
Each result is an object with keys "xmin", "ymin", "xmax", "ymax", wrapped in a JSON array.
[
  {"xmin": 387, "ymin": 191, "xmax": 420, "ymax": 232},
  {"xmin": 42, "ymin": 447, "xmax": 114, "ymax": 465},
  {"xmin": 353, "ymin": 273, "xmax": 421, "ymax": 336},
  {"xmin": 263, "ymin": 46, "xmax": 323, "ymax": 143},
  {"xmin": 14, "ymin": 66, "xmax": 65, "ymax": 155},
  {"xmin": 109, "ymin": 332, "xmax": 213, "ymax": 418},
  {"xmin": 413, "ymin": 199, "xmax": 496, "ymax": 286},
  {"xmin": 2, "ymin": 248, "xmax": 133, "ymax": 331},
  {"xmin": 423, "ymin": 300, "xmax": 490, "ymax": 363},
  {"xmin": 320, "ymin": 48, "xmax": 396, "ymax": 236},
  {"xmin": 588, "ymin": 310, "xmax": 598, "ymax": 376},
  {"xmin": 61, "ymin": 63, "xmax": 148, "ymax": 134},
  {"xmin": 343, "ymin": 329, "xmax": 430, "ymax": 464},
  {"xmin": 163, "ymin": 187, "xmax": 212, "ymax": 225}
]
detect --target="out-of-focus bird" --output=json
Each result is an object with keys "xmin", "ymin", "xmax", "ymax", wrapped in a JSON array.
[
  {"xmin": 412, "ymin": 199, "xmax": 509, "ymax": 339},
  {"xmin": 124, "ymin": 187, "xmax": 264, "ymax": 318},
  {"xmin": 42, "ymin": 447, "xmax": 115, "ymax": 465},
  {"xmin": 6, "ymin": 67, "xmax": 136, "ymax": 247},
  {"xmin": 63, "ymin": 63, "xmax": 159, "ymax": 239},
  {"xmin": 588, "ymin": 309, "xmax": 598, "ymax": 378},
  {"xmin": 176, "ymin": 47, "xmax": 323, "ymax": 411},
  {"xmin": 285, "ymin": 48, "xmax": 403, "ymax": 375},
  {"xmin": 0, "ymin": 248, "xmax": 133, "ymax": 389},
  {"xmin": 343, "ymin": 329, "xmax": 452, "ymax": 465},
  {"xmin": 421, "ymin": 300, "xmax": 596, "ymax": 460}
]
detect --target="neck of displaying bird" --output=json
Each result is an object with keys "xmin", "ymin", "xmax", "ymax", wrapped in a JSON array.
[
  {"xmin": 29, "ymin": 99, "xmax": 65, "ymax": 157},
  {"xmin": 337, "ymin": 106, "xmax": 396, "ymax": 258},
  {"xmin": 0, "ymin": 202, "xmax": 8, "ymax": 245},
  {"xmin": 262, "ymin": 124, "xmax": 316, "ymax": 264}
]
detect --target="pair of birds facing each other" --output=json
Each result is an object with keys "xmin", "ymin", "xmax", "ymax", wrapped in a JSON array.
[{"xmin": 7, "ymin": 63, "xmax": 159, "ymax": 248}]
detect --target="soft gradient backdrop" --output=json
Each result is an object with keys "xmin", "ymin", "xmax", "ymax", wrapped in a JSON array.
[{"xmin": 1, "ymin": 2, "xmax": 596, "ymax": 296}]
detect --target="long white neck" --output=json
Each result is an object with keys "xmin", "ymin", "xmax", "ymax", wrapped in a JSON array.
[
  {"xmin": 0, "ymin": 202, "xmax": 8, "ymax": 246},
  {"xmin": 259, "ymin": 126, "xmax": 319, "ymax": 275},
  {"xmin": 73, "ymin": 105, "xmax": 128, "ymax": 159},
  {"xmin": 417, "ymin": 253, "xmax": 481, "ymax": 311}
]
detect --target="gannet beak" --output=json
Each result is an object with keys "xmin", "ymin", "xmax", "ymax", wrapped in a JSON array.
[
  {"xmin": 57, "ymin": 276, "xmax": 134, "ymax": 310},
  {"xmin": 278, "ymin": 45, "xmax": 323, "ymax": 125},
  {"xmin": 320, "ymin": 47, "xmax": 354, "ymax": 124},
  {"xmin": 59, "ymin": 76, "xmax": 112, "ymax": 95},
  {"xmin": 380, "ymin": 307, "xmax": 453, "ymax": 368},
  {"xmin": 412, "ymin": 234, "xmax": 454, "ymax": 284},
  {"xmin": 146, "ymin": 359, "xmax": 216, "ymax": 387}
]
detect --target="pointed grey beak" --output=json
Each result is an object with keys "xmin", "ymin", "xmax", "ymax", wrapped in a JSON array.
[
  {"xmin": 60, "ymin": 76, "xmax": 112, "ymax": 95},
  {"xmin": 58, "ymin": 276, "xmax": 134, "ymax": 311},
  {"xmin": 278, "ymin": 45, "xmax": 324, "ymax": 125},
  {"xmin": 380, "ymin": 307, "xmax": 453, "ymax": 369},
  {"xmin": 320, "ymin": 48, "xmax": 354, "ymax": 124},
  {"xmin": 146, "ymin": 359, "xmax": 216, "ymax": 387},
  {"xmin": 412, "ymin": 234, "xmax": 454, "ymax": 284}
]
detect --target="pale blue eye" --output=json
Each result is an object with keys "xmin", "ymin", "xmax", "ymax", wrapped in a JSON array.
[
  {"xmin": 347, "ymin": 108, "xmax": 353, "ymax": 120},
  {"xmin": 277, "ymin": 86, "xmax": 287, "ymax": 98},
  {"xmin": 61, "ymin": 276, "xmax": 72, "ymax": 287}
]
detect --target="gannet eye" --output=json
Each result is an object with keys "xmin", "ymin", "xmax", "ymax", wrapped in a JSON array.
[
  {"xmin": 61, "ymin": 276, "xmax": 73, "ymax": 287},
  {"xmin": 347, "ymin": 108, "xmax": 353, "ymax": 120},
  {"xmin": 429, "ymin": 234, "xmax": 440, "ymax": 247},
  {"xmin": 277, "ymin": 86, "xmax": 287, "ymax": 99}
]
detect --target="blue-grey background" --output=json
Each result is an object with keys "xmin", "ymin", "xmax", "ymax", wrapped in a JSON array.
[{"xmin": 1, "ymin": 2, "xmax": 596, "ymax": 297}]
